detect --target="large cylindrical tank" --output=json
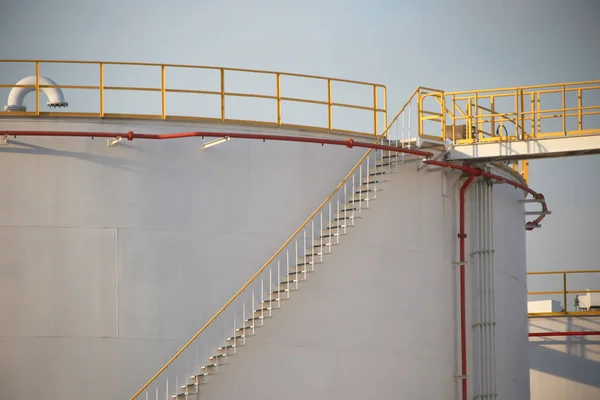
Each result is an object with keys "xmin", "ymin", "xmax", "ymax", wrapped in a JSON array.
[{"xmin": 0, "ymin": 117, "xmax": 530, "ymax": 400}]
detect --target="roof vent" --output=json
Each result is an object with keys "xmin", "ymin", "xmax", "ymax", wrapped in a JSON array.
[{"xmin": 4, "ymin": 76, "xmax": 69, "ymax": 112}]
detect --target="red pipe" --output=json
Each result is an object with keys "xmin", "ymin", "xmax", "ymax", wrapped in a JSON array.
[
  {"xmin": 0, "ymin": 130, "xmax": 435, "ymax": 158},
  {"xmin": 529, "ymin": 331, "xmax": 600, "ymax": 337},
  {"xmin": 458, "ymin": 175, "xmax": 476, "ymax": 400},
  {"xmin": 425, "ymin": 159, "xmax": 548, "ymax": 230}
]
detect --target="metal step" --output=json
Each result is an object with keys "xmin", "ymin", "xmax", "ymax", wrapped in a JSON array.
[
  {"xmin": 226, "ymin": 334, "xmax": 245, "ymax": 345},
  {"xmin": 295, "ymin": 256, "xmax": 321, "ymax": 265},
  {"xmin": 354, "ymin": 187, "xmax": 382, "ymax": 194},
  {"xmin": 189, "ymin": 373, "xmax": 209, "ymax": 385},
  {"xmin": 347, "ymin": 192, "xmax": 376, "ymax": 202},
  {"xmin": 311, "ymin": 237, "xmax": 336, "ymax": 247},
  {"xmin": 200, "ymin": 364, "xmax": 218, "ymax": 374},
  {"xmin": 172, "ymin": 389, "xmax": 198, "ymax": 399},
  {"xmin": 208, "ymin": 353, "xmax": 227, "ymax": 362},
  {"xmin": 366, "ymin": 165, "xmax": 394, "ymax": 175},
  {"xmin": 361, "ymin": 176, "xmax": 391, "ymax": 184},
  {"xmin": 179, "ymin": 383, "xmax": 201, "ymax": 396}
]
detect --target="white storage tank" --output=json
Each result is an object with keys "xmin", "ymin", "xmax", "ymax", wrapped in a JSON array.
[{"xmin": 0, "ymin": 62, "xmax": 534, "ymax": 400}]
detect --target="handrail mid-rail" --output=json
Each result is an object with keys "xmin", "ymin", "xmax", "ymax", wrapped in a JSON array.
[
  {"xmin": 129, "ymin": 88, "xmax": 420, "ymax": 399},
  {"xmin": 527, "ymin": 269, "xmax": 600, "ymax": 316},
  {"xmin": 0, "ymin": 59, "xmax": 387, "ymax": 136}
]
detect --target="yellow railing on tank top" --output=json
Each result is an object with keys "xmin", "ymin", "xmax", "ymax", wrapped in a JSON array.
[{"xmin": 0, "ymin": 59, "xmax": 387, "ymax": 136}]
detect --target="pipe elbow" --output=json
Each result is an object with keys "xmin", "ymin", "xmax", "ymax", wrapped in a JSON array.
[{"xmin": 4, "ymin": 76, "xmax": 69, "ymax": 111}]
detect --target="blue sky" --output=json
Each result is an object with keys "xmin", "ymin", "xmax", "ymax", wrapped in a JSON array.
[{"xmin": 1, "ymin": 0, "xmax": 599, "ymax": 297}]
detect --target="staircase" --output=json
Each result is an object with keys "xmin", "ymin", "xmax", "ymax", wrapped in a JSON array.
[
  {"xmin": 179, "ymin": 153, "xmax": 415, "ymax": 399},
  {"xmin": 131, "ymin": 94, "xmax": 422, "ymax": 400}
]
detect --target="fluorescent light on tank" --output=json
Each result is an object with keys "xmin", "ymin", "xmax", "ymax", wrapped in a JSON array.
[{"xmin": 201, "ymin": 136, "xmax": 230, "ymax": 150}]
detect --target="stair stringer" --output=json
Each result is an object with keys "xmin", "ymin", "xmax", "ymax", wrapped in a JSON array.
[{"xmin": 195, "ymin": 162, "xmax": 462, "ymax": 400}]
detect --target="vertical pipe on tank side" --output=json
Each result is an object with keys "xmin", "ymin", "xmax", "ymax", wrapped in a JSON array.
[
  {"xmin": 459, "ymin": 175, "xmax": 475, "ymax": 400},
  {"xmin": 480, "ymin": 179, "xmax": 490, "ymax": 399},
  {"xmin": 483, "ymin": 180, "xmax": 490, "ymax": 398},
  {"xmin": 475, "ymin": 180, "xmax": 484, "ymax": 398},
  {"xmin": 488, "ymin": 180, "xmax": 497, "ymax": 397}
]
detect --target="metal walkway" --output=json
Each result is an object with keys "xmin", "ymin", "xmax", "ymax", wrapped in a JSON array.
[{"xmin": 413, "ymin": 81, "xmax": 600, "ymax": 183}]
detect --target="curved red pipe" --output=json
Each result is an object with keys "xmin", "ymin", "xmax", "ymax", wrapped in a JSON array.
[
  {"xmin": 530, "ymin": 331, "xmax": 600, "ymax": 337},
  {"xmin": 2, "ymin": 129, "xmax": 548, "ymax": 400},
  {"xmin": 424, "ymin": 160, "xmax": 548, "ymax": 231}
]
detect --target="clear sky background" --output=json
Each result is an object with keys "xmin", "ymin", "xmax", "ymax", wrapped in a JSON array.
[{"xmin": 1, "ymin": 0, "xmax": 599, "ymax": 298}]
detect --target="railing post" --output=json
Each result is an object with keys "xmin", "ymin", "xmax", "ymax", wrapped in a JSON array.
[
  {"xmin": 327, "ymin": 79, "xmax": 332, "ymax": 130},
  {"xmin": 530, "ymin": 93, "xmax": 535, "ymax": 138},
  {"xmin": 35, "ymin": 61, "xmax": 40, "ymax": 116},
  {"xmin": 417, "ymin": 89, "xmax": 422, "ymax": 138},
  {"xmin": 514, "ymin": 89, "xmax": 519, "ymax": 140},
  {"xmin": 161, "ymin": 65, "xmax": 166, "ymax": 119},
  {"xmin": 537, "ymin": 92, "xmax": 541, "ymax": 134},
  {"xmin": 373, "ymin": 85, "xmax": 378, "ymax": 135},
  {"xmin": 520, "ymin": 89, "xmax": 525, "ymax": 139},
  {"xmin": 490, "ymin": 95, "xmax": 496, "ymax": 139},
  {"xmin": 99, "ymin": 63, "xmax": 105, "ymax": 117},
  {"xmin": 220, "ymin": 68, "xmax": 225, "ymax": 121},
  {"xmin": 562, "ymin": 85, "xmax": 567, "ymax": 135},
  {"xmin": 466, "ymin": 101, "xmax": 472, "ymax": 140},
  {"xmin": 563, "ymin": 272, "xmax": 568, "ymax": 315},
  {"xmin": 440, "ymin": 93, "xmax": 446, "ymax": 141},
  {"xmin": 276, "ymin": 73, "xmax": 282, "ymax": 125},
  {"xmin": 474, "ymin": 92, "xmax": 479, "ymax": 142},
  {"xmin": 451, "ymin": 94, "xmax": 457, "ymax": 142},
  {"xmin": 578, "ymin": 88, "xmax": 582, "ymax": 132},
  {"xmin": 382, "ymin": 86, "xmax": 388, "ymax": 136}
]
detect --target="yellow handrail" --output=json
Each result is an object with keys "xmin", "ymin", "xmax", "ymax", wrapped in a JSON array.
[
  {"xmin": 0, "ymin": 59, "xmax": 387, "ymax": 136},
  {"xmin": 415, "ymin": 79, "xmax": 600, "ymax": 184},
  {"xmin": 527, "ymin": 269, "xmax": 600, "ymax": 316},
  {"xmin": 129, "ymin": 88, "xmax": 419, "ymax": 399}
]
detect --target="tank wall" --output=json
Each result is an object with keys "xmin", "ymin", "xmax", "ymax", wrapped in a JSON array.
[
  {"xmin": 530, "ymin": 316, "xmax": 600, "ymax": 400},
  {"xmin": 489, "ymin": 183, "xmax": 529, "ymax": 399},
  {"xmin": 0, "ymin": 118, "xmax": 366, "ymax": 400}
]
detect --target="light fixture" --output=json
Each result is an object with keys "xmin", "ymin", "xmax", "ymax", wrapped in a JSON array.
[
  {"xmin": 107, "ymin": 136, "xmax": 122, "ymax": 147},
  {"xmin": 201, "ymin": 136, "xmax": 230, "ymax": 150}
]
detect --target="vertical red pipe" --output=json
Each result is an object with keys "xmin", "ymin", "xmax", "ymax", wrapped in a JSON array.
[{"xmin": 459, "ymin": 175, "xmax": 476, "ymax": 400}]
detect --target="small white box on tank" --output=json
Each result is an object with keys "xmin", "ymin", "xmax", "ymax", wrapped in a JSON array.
[
  {"xmin": 576, "ymin": 291, "xmax": 600, "ymax": 310},
  {"xmin": 527, "ymin": 300, "xmax": 562, "ymax": 313}
]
